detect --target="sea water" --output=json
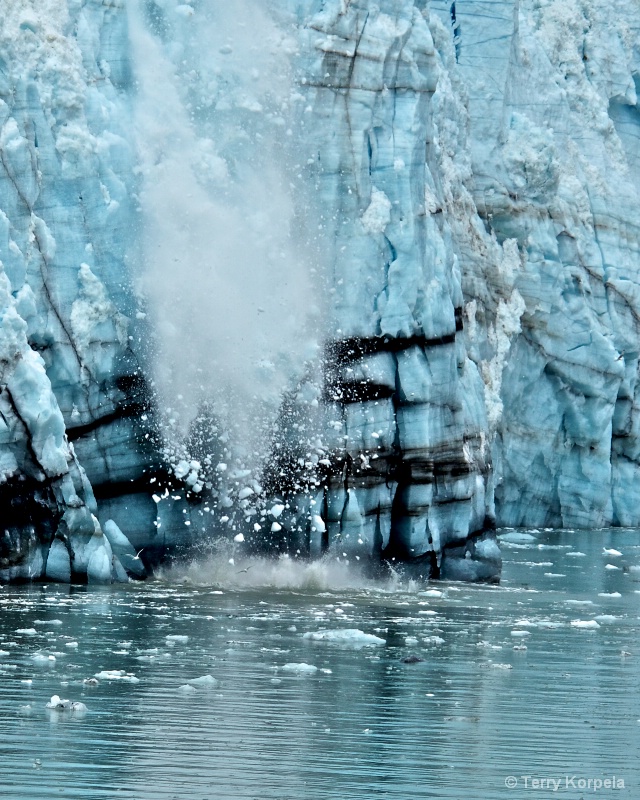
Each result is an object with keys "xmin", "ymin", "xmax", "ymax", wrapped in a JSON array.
[{"xmin": 0, "ymin": 529, "xmax": 638, "ymax": 799}]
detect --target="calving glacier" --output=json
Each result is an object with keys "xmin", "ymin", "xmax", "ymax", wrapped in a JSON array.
[{"xmin": 0, "ymin": 0, "xmax": 638, "ymax": 583}]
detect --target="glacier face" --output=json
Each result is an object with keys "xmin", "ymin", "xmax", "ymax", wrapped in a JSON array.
[
  {"xmin": 429, "ymin": 0, "xmax": 640, "ymax": 528},
  {"xmin": 0, "ymin": 0, "xmax": 638, "ymax": 582},
  {"xmin": 0, "ymin": 1, "xmax": 155, "ymax": 581}
]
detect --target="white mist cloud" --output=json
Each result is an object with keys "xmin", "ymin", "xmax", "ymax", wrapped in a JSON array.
[{"xmin": 128, "ymin": 0, "xmax": 322, "ymax": 453}]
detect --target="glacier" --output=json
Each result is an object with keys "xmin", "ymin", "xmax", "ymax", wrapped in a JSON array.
[{"xmin": 0, "ymin": 0, "xmax": 638, "ymax": 583}]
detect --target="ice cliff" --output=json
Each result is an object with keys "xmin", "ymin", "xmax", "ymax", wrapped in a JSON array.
[{"xmin": 0, "ymin": 0, "xmax": 638, "ymax": 582}]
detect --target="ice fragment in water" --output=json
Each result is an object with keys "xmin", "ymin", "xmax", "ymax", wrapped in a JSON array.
[{"xmin": 303, "ymin": 629, "xmax": 386, "ymax": 647}]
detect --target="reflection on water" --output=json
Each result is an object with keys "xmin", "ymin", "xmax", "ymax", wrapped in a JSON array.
[{"xmin": 1, "ymin": 529, "xmax": 639, "ymax": 799}]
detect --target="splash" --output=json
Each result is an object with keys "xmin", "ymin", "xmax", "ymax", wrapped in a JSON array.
[
  {"xmin": 155, "ymin": 540, "xmax": 422, "ymax": 594},
  {"xmin": 129, "ymin": 2, "xmax": 323, "ymax": 495}
]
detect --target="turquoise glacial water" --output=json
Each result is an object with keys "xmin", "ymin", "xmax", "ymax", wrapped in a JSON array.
[{"xmin": 0, "ymin": 528, "xmax": 638, "ymax": 799}]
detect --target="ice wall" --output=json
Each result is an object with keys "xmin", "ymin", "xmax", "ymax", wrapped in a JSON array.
[
  {"xmin": 0, "ymin": 1, "xmax": 153, "ymax": 580},
  {"xmin": 261, "ymin": 0, "xmax": 500, "ymax": 581},
  {"xmin": 430, "ymin": 0, "xmax": 640, "ymax": 527},
  {"xmin": 1, "ymin": 0, "xmax": 638, "ymax": 582}
]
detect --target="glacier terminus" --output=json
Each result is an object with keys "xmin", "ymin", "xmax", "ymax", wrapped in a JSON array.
[{"xmin": 0, "ymin": 0, "xmax": 639, "ymax": 584}]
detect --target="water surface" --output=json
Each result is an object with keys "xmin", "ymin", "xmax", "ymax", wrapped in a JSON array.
[{"xmin": 1, "ymin": 529, "xmax": 639, "ymax": 799}]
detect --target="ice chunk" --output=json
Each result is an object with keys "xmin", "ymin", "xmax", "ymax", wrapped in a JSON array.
[
  {"xmin": 361, "ymin": 188, "xmax": 391, "ymax": 235},
  {"xmin": 189, "ymin": 674, "xmax": 219, "ymax": 686},
  {"xmin": 45, "ymin": 541, "xmax": 71, "ymax": 583},
  {"xmin": 46, "ymin": 695, "xmax": 87, "ymax": 712},
  {"xmin": 94, "ymin": 670, "xmax": 140, "ymax": 683},
  {"xmin": 422, "ymin": 636, "xmax": 445, "ymax": 645},
  {"xmin": 32, "ymin": 654, "xmax": 56, "ymax": 664},
  {"xmin": 282, "ymin": 663, "xmax": 318, "ymax": 674},
  {"xmin": 570, "ymin": 620, "xmax": 600, "ymax": 629},
  {"xmin": 303, "ymin": 629, "xmax": 386, "ymax": 647},
  {"xmin": 499, "ymin": 532, "xmax": 537, "ymax": 544}
]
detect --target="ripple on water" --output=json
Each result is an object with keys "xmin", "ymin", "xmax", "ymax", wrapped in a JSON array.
[{"xmin": 0, "ymin": 529, "xmax": 638, "ymax": 799}]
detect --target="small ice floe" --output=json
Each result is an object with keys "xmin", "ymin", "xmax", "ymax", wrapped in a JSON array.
[
  {"xmin": 165, "ymin": 635, "xmax": 189, "ymax": 644},
  {"xmin": 544, "ymin": 573, "xmax": 566, "ymax": 578},
  {"xmin": 598, "ymin": 592, "xmax": 622, "ymax": 598},
  {"xmin": 513, "ymin": 644, "xmax": 528, "ymax": 651},
  {"xmin": 189, "ymin": 674, "xmax": 218, "ymax": 687},
  {"xmin": 570, "ymin": 620, "xmax": 600, "ymax": 629},
  {"xmin": 281, "ymin": 663, "xmax": 318, "ymax": 674},
  {"xmin": 565, "ymin": 600, "xmax": 594, "ymax": 605},
  {"xmin": 178, "ymin": 684, "xmax": 198, "ymax": 694},
  {"xmin": 94, "ymin": 670, "xmax": 139, "ymax": 683},
  {"xmin": 566, "ymin": 552, "xmax": 586, "ymax": 557},
  {"xmin": 65, "ymin": 642, "xmax": 79, "ymax": 649},
  {"xmin": 83, "ymin": 678, "xmax": 99, "ymax": 686},
  {"xmin": 31, "ymin": 654, "xmax": 56, "ymax": 664},
  {"xmin": 33, "ymin": 620, "xmax": 62, "ymax": 626},
  {"xmin": 20, "ymin": 679, "xmax": 33, "ymax": 685},
  {"xmin": 16, "ymin": 628, "xmax": 37, "ymax": 636},
  {"xmin": 603, "ymin": 548, "xmax": 622, "ymax": 557},
  {"xmin": 422, "ymin": 636, "xmax": 445, "ymax": 645},
  {"xmin": 510, "ymin": 630, "xmax": 531, "ymax": 637},
  {"xmin": 303, "ymin": 629, "xmax": 386, "ymax": 647},
  {"xmin": 594, "ymin": 615, "xmax": 619, "ymax": 623},
  {"xmin": 404, "ymin": 636, "xmax": 419, "ymax": 646},
  {"xmin": 605, "ymin": 564, "xmax": 621, "ymax": 571},
  {"xmin": 46, "ymin": 695, "xmax": 87, "ymax": 713},
  {"xmin": 499, "ymin": 532, "xmax": 537, "ymax": 544},
  {"xmin": 418, "ymin": 610, "xmax": 438, "ymax": 616}
]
